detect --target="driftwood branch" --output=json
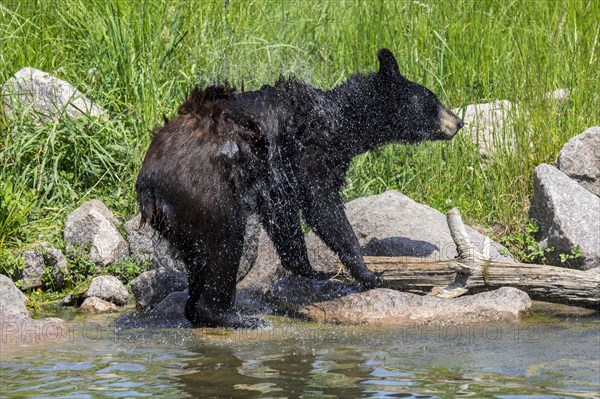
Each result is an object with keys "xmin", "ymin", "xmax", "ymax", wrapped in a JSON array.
[{"xmin": 340, "ymin": 208, "xmax": 600, "ymax": 310}]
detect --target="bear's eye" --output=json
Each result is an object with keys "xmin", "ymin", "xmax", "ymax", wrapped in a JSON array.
[{"xmin": 409, "ymin": 89, "xmax": 438, "ymax": 116}]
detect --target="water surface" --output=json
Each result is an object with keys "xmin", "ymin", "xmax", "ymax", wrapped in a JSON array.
[{"xmin": 1, "ymin": 303, "xmax": 598, "ymax": 398}]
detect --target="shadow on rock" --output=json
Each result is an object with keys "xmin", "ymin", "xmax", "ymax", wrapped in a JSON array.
[{"xmin": 362, "ymin": 236, "xmax": 438, "ymax": 257}]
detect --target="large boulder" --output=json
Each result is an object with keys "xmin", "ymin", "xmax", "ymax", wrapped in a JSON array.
[
  {"xmin": 84, "ymin": 275, "xmax": 129, "ymax": 306},
  {"xmin": 300, "ymin": 287, "xmax": 531, "ymax": 325},
  {"xmin": 64, "ymin": 200, "xmax": 129, "ymax": 266},
  {"xmin": 305, "ymin": 190, "xmax": 513, "ymax": 275},
  {"xmin": 130, "ymin": 267, "xmax": 188, "ymax": 312},
  {"xmin": 556, "ymin": 127, "xmax": 600, "ymax": 197},
  {"xmin": 18, "ymin": 247, "xmax": 69, "ymax": 290},
  {"xmin": 2, "ymin": 67, "xmax": 107, "ymax": 121},
  {"xmin": 0, "ymin": 274, "xmax": 67, "ymax": 344},
  {"xmin": 268, "ymin": 276, "xmax": 530, "ymax": 325},
  {"xmin": 134, "ymin": 281, "xmax": 532, "ymax": 327},
  {"xmin": 453, "ymin": 100, "xmax": 518, "ymax": 157},
  {"xmin": 530, "ymin": 164, "xmax": 600, "ymax": 270}
]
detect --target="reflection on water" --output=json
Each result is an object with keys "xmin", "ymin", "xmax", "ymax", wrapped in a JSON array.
[{"xmin": 0, "ymin": 307, "xmax": 599, "ymax": 399}]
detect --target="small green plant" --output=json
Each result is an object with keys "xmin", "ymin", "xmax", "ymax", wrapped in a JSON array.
[
  {"xmin": 104, "ymin": 256, "xmax": 151, "ymax": 286},
  {"xmin": 40, "ymin": 264, "xmax": 58, "ymax": 291},
  {"xmin": 500, "ymin": 219, "xmax": 553, "ymax": 264},
  {"xmin": 63, "ymin": 245, "xmax": 99, "ymax": 287},
  {"xmin": 25, "ymin": 288, "xmax": 43, "ymax": 317},
  {"xmin": 25, "ymin": 288, "xmax": 70, "ymax": 318},
  {"xmin": 64, "ymin": 244, "xmax": 149, "ymax": 285},
  {"xmin": 559, "ymin": 246, "xmax": 582, "ymax": 266},
  {"xmin": 71, "ymin": 277, "xmax": 94, "ymax": 306}
]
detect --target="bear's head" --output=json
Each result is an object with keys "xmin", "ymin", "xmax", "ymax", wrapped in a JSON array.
[{"xmin": 375, "ymin": 48, "xmax": 463, "ymax": 142}]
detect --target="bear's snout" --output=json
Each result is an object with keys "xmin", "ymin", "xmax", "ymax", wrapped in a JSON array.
[{"xmin": 439, "ymin": 107, "xmax": 463, "ymax": 139}]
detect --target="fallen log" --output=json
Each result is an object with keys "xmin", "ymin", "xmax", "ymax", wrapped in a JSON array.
[{"xmin": 338, "ymin": 209, "xmax": 600, "ymax": 310}]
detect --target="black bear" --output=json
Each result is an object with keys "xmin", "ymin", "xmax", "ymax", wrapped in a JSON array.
[{"xmin": 136, "ymin": 48, "xmax": 463, "ymax": 328}]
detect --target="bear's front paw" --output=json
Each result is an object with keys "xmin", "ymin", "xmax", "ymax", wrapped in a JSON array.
[{"xmin": 358, "ymin": 272, "xmax": 382, "ymax": 289}]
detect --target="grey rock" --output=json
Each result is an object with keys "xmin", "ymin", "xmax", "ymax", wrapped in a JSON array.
[
  {"xmin": 2, "ymin": 67, "xmax": 107, "ymax": 122},
  {"xmin": 64, "ymin": 200, "xmax": 129, "ymax": 266},
  {"xmin": 298, "ymin": 287, "xmax": 531, "ymax": 325},
  {"xmin": 305, "ymin": 190, "xmax": 514, "ymax": 275},
  {"xmin": 18, "ymin": 247, "xmax": 69, "ymax": 290},
  {"xmin": 453, "ymin": 100, "xmax": 519, "ymax": 157},
  {"xmin": 124, "ymin": 214, "xmax": 185, "ymax": 271},
  {"xmin": 79, "ymin": 296, "xmax": 120, "ymax": 313},
  {"xmin": 84, "ymin": 275, "xmax": 128, "ymax": 306},
  {"xmin": 530, "ymin": 163, "xmax": 600, "ymax": 270},
  {"xmin": 17, "ymin": 250, "xmax": 44, "ymax": 290},
  {"xmin": 130, "ymin": 267, "xmax": 188, "ymax": 312},
  {"xmin": 1, "ymin": 275, "xmax": 67, "ymax": 344},
  {"xmin": 557, "ymin": 127, "xmax": 600, "ymax": 197},
  {"xmin": 0, "ymin": 274, "xmax": 29, "ymax": 318}
]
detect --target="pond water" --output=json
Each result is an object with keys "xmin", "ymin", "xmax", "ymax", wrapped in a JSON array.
[{"xmin": 1, "ymin": 303, "xmax": 598, "ymax": 399}]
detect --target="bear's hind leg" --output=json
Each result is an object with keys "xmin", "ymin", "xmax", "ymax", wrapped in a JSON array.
[{"xmin": 184, "ymin": 221, "xmax": 265, "ymax": 329}]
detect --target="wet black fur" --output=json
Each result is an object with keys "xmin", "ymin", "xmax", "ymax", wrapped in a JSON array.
[{"xmin": 136, "ymin": 49, "xmax": 460, "ymax": 328}]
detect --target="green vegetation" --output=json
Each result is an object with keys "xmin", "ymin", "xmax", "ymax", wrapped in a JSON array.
[
  {"xmin": 1, "ymin": 1, "xmax": 598, "ymax": 285},
  {"xmin": 498, "ymin": 218, "xmax": 554, "ymax": 264},
  {"xmin": 559, "ymin": 245, "xmax": 582, "ymax": 267}
]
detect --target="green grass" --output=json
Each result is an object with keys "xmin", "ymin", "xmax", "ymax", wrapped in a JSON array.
[{"xmin": 1, "ymin": 0, "xmax": 598, "ymax": 261}]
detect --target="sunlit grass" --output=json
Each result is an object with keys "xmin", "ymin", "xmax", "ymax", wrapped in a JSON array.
[{"xmin": 0, "ymin": 0, "xmax": 598, "ymax": 250}]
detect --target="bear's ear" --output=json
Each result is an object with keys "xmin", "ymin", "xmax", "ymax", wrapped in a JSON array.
[{"xmin": 377, "ymin": 48, "xmax": 406, "ymax": 80}]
